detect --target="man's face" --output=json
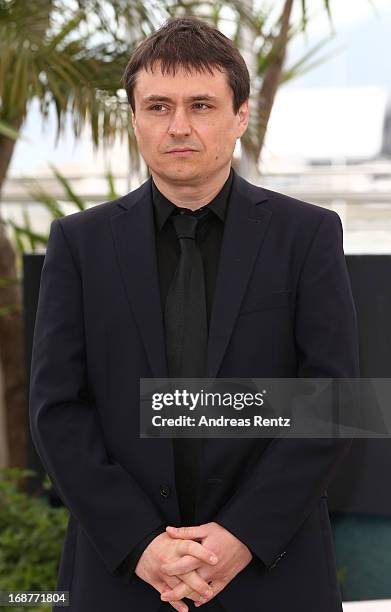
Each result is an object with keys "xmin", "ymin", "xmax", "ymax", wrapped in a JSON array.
[{"xmin": 131, "ymin": 61, "xmax": 249, "ymax": 184}]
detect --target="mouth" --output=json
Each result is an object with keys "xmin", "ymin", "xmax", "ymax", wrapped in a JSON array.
[{"xmin": 166, "ymin": 149, "xmax": 197, "ymax": 157}]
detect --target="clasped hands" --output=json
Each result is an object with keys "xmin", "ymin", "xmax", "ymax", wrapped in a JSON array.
[{"xmin": 135, "ymin": 521, "xmax": 253, "ymax": 612}]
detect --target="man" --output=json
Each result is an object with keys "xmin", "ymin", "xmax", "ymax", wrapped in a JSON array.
[{"xmin": 29, "ymin": 16, "xmax": 359, "ymax": 612}]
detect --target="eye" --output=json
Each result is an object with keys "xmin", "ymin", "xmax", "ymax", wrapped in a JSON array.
[
  {"xmin": 148, "ymin": 104, "xmax": 166, "ymax": 112},
  {"xmin": 193, "ymin": 103, "xmax": 211, "ymax": 110},
  {"xmin": 147, "ymin": 103, "xmax": 211, "ymax": 112}
]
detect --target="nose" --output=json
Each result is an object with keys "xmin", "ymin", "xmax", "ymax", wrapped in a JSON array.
[{"xmin": 167, "ymin": 107, "xmax": 192, "ymax": 137}]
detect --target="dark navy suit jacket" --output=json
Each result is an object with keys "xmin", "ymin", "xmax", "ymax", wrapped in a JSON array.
[{"xmin": 29, "ymin": 168, "xmax": 360, "ymax": 611}]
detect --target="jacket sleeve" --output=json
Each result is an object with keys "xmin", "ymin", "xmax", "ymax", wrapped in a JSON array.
[
  {"xmin": 114, "ymin": 525, "xmax": 167, "ymax": 584},
  {"xmin": 29, "ymin": 218, "xmax": 166, "ymax": 576},
  {"xmin": 213, "ymin": 210, "xmax": 360, "ymax": 571}
]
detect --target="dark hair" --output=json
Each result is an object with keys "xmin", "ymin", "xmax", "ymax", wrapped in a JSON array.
[{"xmin": 122, "ymin": 16, "xmax": 250, "ymax": 115}]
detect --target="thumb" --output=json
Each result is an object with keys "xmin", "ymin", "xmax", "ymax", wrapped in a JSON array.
[{"xmin": 165, "ymin": 524, "xmax": 209, "ymax": 540}]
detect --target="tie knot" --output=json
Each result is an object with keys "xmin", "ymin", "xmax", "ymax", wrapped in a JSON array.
[{"xmin": 170, "ymin": 207, "xmax": 210, "ymax": 240}]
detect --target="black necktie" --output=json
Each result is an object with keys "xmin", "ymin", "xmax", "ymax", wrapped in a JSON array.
[
  {"xmin": 164, "ymin": 208, "xmax": 209, "ymax": 378},
  {"xmin": 164, "ymin": 207, "xmax": 210, "ymax": 525}
]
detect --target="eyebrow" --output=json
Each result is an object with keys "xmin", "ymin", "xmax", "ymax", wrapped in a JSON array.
[{"xmin": 141, "ymin": 94, "xmax": 218, "ymax": 104}]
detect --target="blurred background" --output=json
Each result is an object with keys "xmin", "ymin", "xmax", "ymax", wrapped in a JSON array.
[{"xmin": 0, "ymin": 0, "xmax": 390, "ymax": 610}]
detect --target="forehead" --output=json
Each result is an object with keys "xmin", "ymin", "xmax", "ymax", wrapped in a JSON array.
[{"xmin": 133, "ymin": 62, "xmax": 230, "ymax": 101}]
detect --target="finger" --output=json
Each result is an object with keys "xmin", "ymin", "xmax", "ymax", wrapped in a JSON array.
[
  {"xmin": 176, "ymin": 580, "xmax": 219, "ymax": 608},
  {"xmin": 186, "ymin": 593, "xmax": 211, "ymax": 606},
  {"xmin": 156, "ymin": 577, "xmax": 180, "ymax": 591},
  {"xmin": 168, "ymin": 598, "xmax": 188, "ymax": 612},
  {"xmin": 164, "ymin": 575, "xmax": 183, "ymax": 589},
  {"xmin": 161, "ymin": 555, "xmax": 203, "ymax": 576},
  {"xmin": 164, "ymin": 570, "xmax": 214, "ymax": 605},
  {"xmin": 161, "ymin": 570, "xmax": 214, "ymax": 603},
  {"xmin": 155, "ymin": 580, "xmax": 188, "ymax": 612},
  {"xmin": 194, "ymin": 579, "xmax": 227, "ymax": 607},
  {"xmin": 166, "ymin": 596, "xmax": 188, "ymax": 612},
  {"xmin": 161, "ymin": 573, "xmax": 210, "ymax": 605},
  {"xmin": 175, "ymin": 539, "xmax": 218, "ymax": 565},
  {"xmin": 166, "ymin": 525, "xmax": 208, "ymax": 540},
  {"xmin": 160, "ymin": 558, "xmax": 207, "ymax": 604},
  {"xmin": 181, "ymin": 586, "xmax": 213, "ymax": 607}
]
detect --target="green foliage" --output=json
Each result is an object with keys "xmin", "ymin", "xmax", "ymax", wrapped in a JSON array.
[
  {"xmin": 0, "ymin": 467, "xmax": 69, "ymax": 611},
  {"xmin": 4, "ymin": 166, "xmax": 118, "ymax": 254},
  {"xmin": 0, "ymin": 0, "xmax": 345, "ymax": 170},
  {"xmin": 337, "ymin": 565, "xmax": 348, "ymax": 585},
  {"xmin": 0, "ymin": 165, "xmax": 119, "ymax": 319},
  {"xmin": 0, "ymin": 120, "xmax": 22, "ymax": 140},
  {"xmin": 0, "ymin": 0, "xmax": 157, "ymax": 160}
]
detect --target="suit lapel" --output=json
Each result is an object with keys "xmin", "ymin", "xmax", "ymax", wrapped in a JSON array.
[
  {"xmin": 109, "ymin": 169, "xmax": 272, "ymax": 380},
  {"xmin": 206, "ymin": 170, "xmax": 272, "ymax": 377},
  {"xmin": 110, "ymin": 178, "xmax": 168, "ymax": 379}
]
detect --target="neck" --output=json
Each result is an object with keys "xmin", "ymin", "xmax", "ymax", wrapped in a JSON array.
[{"xmin": 151, "ymin": 165, "xmax": 231, "ymax": 210}]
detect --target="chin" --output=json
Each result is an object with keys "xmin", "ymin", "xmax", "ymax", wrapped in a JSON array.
[{"xmin": 162, "ymin": 166, "xmax": 202, "ymax": 181}]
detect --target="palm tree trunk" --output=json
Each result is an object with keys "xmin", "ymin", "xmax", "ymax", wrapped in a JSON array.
[
  {"xmin": 257, "ymin": 0, "xmax": 294, "ymax": 157},
  {"xmin": 236, "ymin": 0, "xmax": 262, "ymax": 183},
  {"xmin": 0, "ymin": 117, "xmax": 27, "ymax": 469}
]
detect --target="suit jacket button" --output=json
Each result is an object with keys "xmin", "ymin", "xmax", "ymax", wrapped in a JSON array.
[{"xmin": 160, "ymin": 484, "xmax": 171, "ymax": 498}]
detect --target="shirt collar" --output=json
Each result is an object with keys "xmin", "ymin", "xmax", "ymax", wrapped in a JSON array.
[{"xmin": 151, "ymin": 166, "xmax": 234, "ymax": 232}]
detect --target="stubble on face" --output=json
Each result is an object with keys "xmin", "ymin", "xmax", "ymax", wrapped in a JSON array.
[{"xmin": 130, "ymin": 62, "xmax": 248, "ymax": 198}]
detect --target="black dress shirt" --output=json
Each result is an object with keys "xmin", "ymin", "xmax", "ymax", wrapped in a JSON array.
[{"xmin": 115, "ymin": 167, "xmax": 234, "ymax": 580}]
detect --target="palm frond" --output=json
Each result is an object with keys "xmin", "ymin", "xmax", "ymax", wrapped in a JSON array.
[
  {"xmin": 0, "ymin": 121, "xmax": 22, "ymax": 140},
  {"xmin": 24, "ymin": 181, "xmax": 65, "ymax": 219},
  {"xmin": 281, "ymin": 37, "xmax": 342, "ymax": 83},
  {"xmin": 0, "ymin": 0, "xmax": 154, "ymax": 157},
  {"xmin": 49, "ymin": 164, "xmax": 86, "ymax": 211},
  {"xmin": 8, "ymin": 167, "xmax": 120, "ymax": 253},
  {"xmin": 21, "ymin": 208, "xmax": 38, "ymax": 251},
  {"xmin": 300, "ymin": 0, "xmax": 333, "ymax": 32},
  {"xmin": 5, "ymin": 220, "xmax": 48, "ymax": 247},
  {"xmin": 105, "ymin": 170, "xmax": 118, "ymax": 201}
]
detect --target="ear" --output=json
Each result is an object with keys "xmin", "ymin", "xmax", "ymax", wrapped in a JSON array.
[
  {"xmin": 237, "ymin": 99, "xmax": 249, "ymax": 137},
  {"xmin": 131, "ymin": 110, "xmax": 136, "ymax": 132}
]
